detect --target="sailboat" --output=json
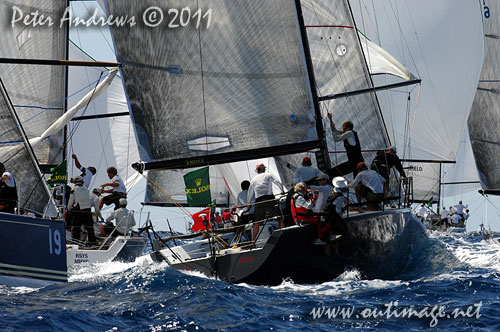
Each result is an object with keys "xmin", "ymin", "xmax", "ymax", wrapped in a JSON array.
[
  {"xmin": 0, "ymin": 1, "xmax": 145, "ymax": 286},
  {"xmin": 100, "ymin": 0, "xmax": 428, "ymax": 285}
]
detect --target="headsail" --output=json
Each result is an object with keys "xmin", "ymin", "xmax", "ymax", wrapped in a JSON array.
[
  {"xmin": 67, "ymin": 43, "xmax": 140, "ymax": 190},
  {"xmin": 0, "ymin": 0, "xmax": 67, "ymax": 166},
  {"xmin": 0, "ymin": 79, "xmax": 53, "ymax": 215},
  {"xmin": 468, "ymin": 2, "xmax": 500, "ymax": 194},
  {"xmin": 105, "ymin": 0, "xmax": 320, "ymax": 170}
]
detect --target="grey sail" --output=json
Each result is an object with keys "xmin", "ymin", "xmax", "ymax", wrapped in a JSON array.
[
  {"xmin": 276, "ymin": 0, "xmax": 391, "ymax": 185},
  {"xmin": 0, "ymin": 0, "xmax": 66, "ymax": 166},
  {"xmin": 0, "ymin": 79, "xmax": 52, "ymax": 215},
  {"xmin": 468, "ymin": 3, "xmax": 500, "ymax": 194},
  {"xmin": 106, "ymin": 0, "xmax": 319, "ymax": 170}
]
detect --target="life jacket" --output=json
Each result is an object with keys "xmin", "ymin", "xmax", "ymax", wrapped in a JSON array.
[
  {"xmin": 290, "ymin": 192, "xmax": 318, "ymax": 224},
  {"xmin": 325, "ymin": 191, "xmax": 344, "ymax": 215},
  {"xmin": 344, "ymin": 130, "xmax": 363, "ymax": 163}
]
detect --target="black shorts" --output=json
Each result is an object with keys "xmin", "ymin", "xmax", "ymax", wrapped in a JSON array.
[{"xmin": 102, "ymin": 191, "xmax": 127, "ymax": 210}]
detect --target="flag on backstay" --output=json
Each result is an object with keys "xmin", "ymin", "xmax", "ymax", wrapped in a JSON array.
[
  {"xmin": 47, "ymin": 160, "xmax": 67, "ymax": 187},
  {"xmin": 184, "ymin": 167, "xmax": 211, "ymax": 207}
]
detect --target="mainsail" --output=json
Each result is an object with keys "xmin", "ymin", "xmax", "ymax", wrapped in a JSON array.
[
  {"xmin": 106, "ymin": 0, "xmax": 320, "ymax": 170},
  {"xmin": 468, "ymin": 1, "xmax": 500, "ymax": 194},
  {"xmin": 0, "ymin": 79, "xmax": 53, "ymax": 215},
  {"xmin": 0, "ymin": 0, "xmax": 67, "ymax": 166}
]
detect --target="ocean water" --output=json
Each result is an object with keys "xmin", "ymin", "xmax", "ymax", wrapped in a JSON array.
[{"xmin": 1, "ymin": 231, "xmax": 499, "ymax": 332}]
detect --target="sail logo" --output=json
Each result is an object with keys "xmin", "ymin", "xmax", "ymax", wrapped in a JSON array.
[{"xmin": 186, "ymin": 185, "xmax": 210, "ymax": 195}]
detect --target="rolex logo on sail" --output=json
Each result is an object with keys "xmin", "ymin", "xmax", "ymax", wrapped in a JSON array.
[{"xmin": 195, "ymin": 178, "xmax": 202, "ymax": 187}]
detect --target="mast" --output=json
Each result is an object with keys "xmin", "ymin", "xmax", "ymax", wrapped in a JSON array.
[
  {"xmin": 294, "ymin": 0, "xmax": 330, "ymax": 173},
  {"xmin": 437, "ymin": 163, "xmax": 442, "ymax": 216}
]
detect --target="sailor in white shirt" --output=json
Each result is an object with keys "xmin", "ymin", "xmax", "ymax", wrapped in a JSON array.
[
  {"xmin": 451, "ymin": 213, "xmax": 462, "ymax": 226},
  {"xmin": 454, "ymin": 200, "xmax": 468, "ymax": 218},
  {"xmin": 68, "ymin": 176, "xmax": 96, "ymax": 243},
  {"xmin": 293, "ymin": 157, "xmax": 323, "ymax": 184},
  {"xmin": 100, "ymin": 166, "xmax": 127, "ymax": 210},
  {"xmin": 236, "ymin": 180, "xmax": 254, "ymax": 224},
  {"xmin": 247, "ymin": 163, "xmax": 284, "ymax": 240},
  {"xmin": 417, "ymin": 204, "xmax": 427, "ymax": 222},
  {"xmin": 105, "ymin": 198, "xmax": 136, "ymax": 236},
  {"xmin": 72, "ymin": 154, "xmax": 96, "ymax": 188},
  {"xmin": 440, "ymin": 206, "xmax": 449, "ymax": 228},
  {"xmin": 309, "ymin": 173, "xmax": 334, "ymax": 213},
  {"xmin": 348, "ymin": 162, "xmax": 385, "ymax": 209}
]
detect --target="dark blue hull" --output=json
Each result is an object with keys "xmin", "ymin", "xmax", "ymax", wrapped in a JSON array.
[{"xmin": 0, "ymin": 212, "xmax": 67, "ymax": 287}]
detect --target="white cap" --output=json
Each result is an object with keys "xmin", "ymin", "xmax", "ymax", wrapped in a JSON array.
[
  {"xmin": 119, "ymin": 198, "xmax": 127, "ymax": 206},
  {"xmin": 332, "ymin": 177, "xmax": 347, "ymax": 189}
]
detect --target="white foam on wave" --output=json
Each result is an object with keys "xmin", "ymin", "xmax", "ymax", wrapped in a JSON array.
[
  {"xmin": 427, "ymin": 232, "xmax": 500, "ymax": 281},
  {"xmin": 68, "ymin": 254, "xmax": 162, "ymax": 283},
  {"xmin": 237, "ymin": 269, "xmax": 407, "ymax": 297}
]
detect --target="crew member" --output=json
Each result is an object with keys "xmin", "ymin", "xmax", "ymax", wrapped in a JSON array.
[
  {"xmin": 0, "ymin": 162, "xmax": 17, "ymax": 214},
  {"xmin": 100, "ymin": 166, "xmax": 127, "ymax": 210},
  {"xmin": 326, "ymin": 113, "xmax": 364, "ymax": 178},
  {"xmin": 348, "ymin": 162, "xmax": 385, "ymax": 210},
  {"xmin": 105, "ymin": 198, "xmax": 136, "ymax": 237},
  {"xmin": 68, "ymin": 176, "xmax": 97, "ymax": 243},
  {"xmin": 370, "ymin": 146, "xmax": 406, "ymax": 196},
  {"xmin": 294, "ymin": 157, "xmax": 323, "ymax": 184},
  {"xmin": 71, "ymin": 154, "xmax": 96, "ymax": 189},
  {"xmin": 247, "ymin": 163, "xmax": 284, "ymax": 240}
]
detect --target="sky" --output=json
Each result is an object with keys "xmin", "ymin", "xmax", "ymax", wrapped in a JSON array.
[{"xmin": 66, "ymin": 1, "xmax": 500, "ymax": 233}]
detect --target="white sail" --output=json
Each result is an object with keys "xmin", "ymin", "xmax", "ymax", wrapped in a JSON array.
[
  {"xmin": 359, "ymin": 33, "xmax": 416, "ymax": 81},
  {"xmin": 351, "ymin": 0, "xmax": 483, "ymax": 163},
  {"xmin": 67, "ymin": 43, "xmax": 140, "ymax": 190}
]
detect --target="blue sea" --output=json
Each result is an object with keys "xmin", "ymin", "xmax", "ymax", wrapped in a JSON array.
[{"xmin": 1, "ymin": 231, "xmax": 499, "ymax": 332}]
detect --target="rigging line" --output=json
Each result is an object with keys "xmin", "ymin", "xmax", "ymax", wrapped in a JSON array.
[
  {"xmin": 79, "ymin": 0, "xmax": 118, "ymax": 58},
  {"xmin": 71, "ymin": 6, "xmax": 110, "ymax": 168},
  {"xmin": 138, "ymin": 172, "xmax": 192, "ymax": 218},
  {"xmin": 399, "ymin": 2, "xmax": 454, "ymax": 155}
]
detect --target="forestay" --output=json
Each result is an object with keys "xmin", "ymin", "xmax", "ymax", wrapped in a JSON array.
[{"xmin": 0, "ymin": 0, "xmax": 66, "ymax": 165}]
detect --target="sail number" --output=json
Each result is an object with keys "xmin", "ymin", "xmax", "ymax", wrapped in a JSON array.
[
  {"xmin": 143, "ymin": 7, "xmax": 212, "ymax": 29},
  {"xmin": 484, "ymin": 1, "xmax": 490, "ymax": 19},
  {"xmin": 48, "ymin": 228, "xmax": 62, "ymax": 255}
]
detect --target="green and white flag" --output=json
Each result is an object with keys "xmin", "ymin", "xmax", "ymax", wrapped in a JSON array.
[
  {"xmin": 47, "ymin": 160, "xmax": 67, "ymax": 187},
  {"xmin": 184, "ymin": 167, "xmax": 211, "ymax": 207}
]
